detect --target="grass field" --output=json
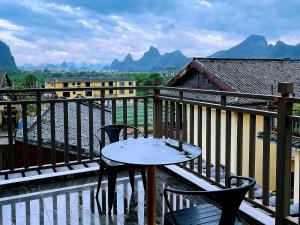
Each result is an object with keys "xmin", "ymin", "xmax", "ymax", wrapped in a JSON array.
[{"xmin": 115, "ymin": 101, "xmax": 154, "ymax": 126}]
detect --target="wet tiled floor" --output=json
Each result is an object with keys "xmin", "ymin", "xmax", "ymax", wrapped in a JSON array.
[{"xmin": 0, "ymin": 169, "xmax": 203, "ymax": 225}]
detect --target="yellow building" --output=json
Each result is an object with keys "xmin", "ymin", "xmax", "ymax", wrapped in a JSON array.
[{"xmin": 44, "ymin": 77, "xmax": 136, "ymax": 99}]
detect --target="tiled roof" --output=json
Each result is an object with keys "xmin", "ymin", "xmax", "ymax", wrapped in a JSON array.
[
  {"xmin": 165, "ymin": 58, "xmax": 300, "ymax": 105},
  {"xmin": 0, "ymin": 72, "xmax": 12, "ymax": 88},
  {"xmin": 16, "ymin": 101, "xmax": 112, "ymax": 157},
  {"xmin": 44, "ymin": 77, "xmax": 135, "ymax": 83}
]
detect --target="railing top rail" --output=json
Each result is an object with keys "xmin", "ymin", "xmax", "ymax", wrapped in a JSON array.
[
  {"xmin": 157, "ymin": 86, "xmax": 279, "ymax": 101},
  {"xmin": 0, "ymin": 86, "xmax": 157, "ymax": 93},
  {"xmin": 2, "ymin": 85, "xmax": 300, "ymax": 102},
  {"xmin": 0, "ymin": 95, "xmax": 153, "ymax": 105}
]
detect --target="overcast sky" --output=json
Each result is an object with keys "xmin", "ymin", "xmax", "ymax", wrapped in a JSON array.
[{"xmin": 0, "ymin": 0, "xmax": 300, "ymax": 65}]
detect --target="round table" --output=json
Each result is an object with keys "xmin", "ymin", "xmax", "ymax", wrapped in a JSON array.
[{"xmin": 102, "ymin": 138, "xmax": 201, "ymax": 225}]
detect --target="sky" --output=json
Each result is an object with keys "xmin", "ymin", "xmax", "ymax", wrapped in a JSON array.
[{"xmin": 0, "ymin": 0, "xmax": 300, "ymax": 66}]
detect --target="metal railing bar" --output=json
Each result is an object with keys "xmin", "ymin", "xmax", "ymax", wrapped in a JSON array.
[
  {"xmin": 88, "ymin": 101, "xmax": 93, "ymax": 160},
  {"xmin": 21, "ymin": 103, "xmax": 28, "ymax": 168},
  {"xmin": 263, "ymin": 116, "xmax": 271, "ymax": 206},
  {"xmin": 76, "ymin": 102, "xmax": 82, "ymax": 162},
  {"xmin": 197, "ymin": 106, "xmax": 203, "ymax": 174},
  {"xmin": 63, "ymin": 101, "xmax": 69, "ymax": 163},
  {"xmin": 225, "ymin": 110, "xmax": 232, "ymax": 185},
  {"xmin": 7, "ymin": 103, "xmax": 14, "ymax": 170},
  {"xmin": 164, "ymin": 100, "xmax": 169, "ymax": 138},
  {"xmin": 143, "ymin": 98, "xmax": 148, "ymax": 138},
  {"xmin": 112, "ymin": 99, "xmax": 116, "ymax": 124},
  {"xmin": 236, "ymin": 112, "xmax": 243, "ymax": 185},
  {"xmin": 215, "ymin": 108, "xmax": 221, "ymax": 183},
  {"xmin": 133, "ymin": 99, "xmax": 138, "ymax": 138},
  {"xmin": 248, "ymin": 114, "xmax": 256, "ymax": 199},
  {"xmin": 206, "ymin": 107, "xmax": 211, "ymax": 178},
  {"xmin": 123, "ymin": 99, "xmax": 127, "ymax": 139},
  {"xmin": 50, "ymin": 102, "xmax": 56, "ymax": 165},
  {"xmin": 189, "ymin": 104, "xmax": 195, "ymax": 171},
  {"xmin": 170, "ymin": 102, "xmax": 175, "ymax": 139},
  {"xmin": 36, "ymin": 92, "xmax": 42, "ymax": 167}
]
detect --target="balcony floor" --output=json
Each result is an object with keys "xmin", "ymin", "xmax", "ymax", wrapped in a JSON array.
[{"xmin": 0, "ymin": 168, "xmax": 207, "ymax": 225}]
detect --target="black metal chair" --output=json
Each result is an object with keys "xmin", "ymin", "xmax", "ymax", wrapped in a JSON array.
[
  {"xmin": 95, "ymin": 124, "xmax": 147, "ymax": 213},
  {"xmin": 163, "ymin": 176, "xmax": 256, "ymax": 225}
]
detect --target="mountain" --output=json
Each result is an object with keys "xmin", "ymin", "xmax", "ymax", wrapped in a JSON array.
[
  {"xmin": 20, "ymin": 62, "xmax": 104, "ymax": 71},
  {"xmin": 0, "ymin": 40, "xmax": 17, "ymax": 68},
  {"xmin": 210, "ymin": 35, "xmax": 300, "ymax": 59},
  {"xmin": 109, "ymin": 46, "xmax": 191, "ymax": 72}
]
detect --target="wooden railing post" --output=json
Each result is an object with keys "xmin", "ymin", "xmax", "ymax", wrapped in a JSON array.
[
  {"xmin": 153, "ymin": 87, "xmax": 162, "ymax": 138},
  {"xmin": 276, "ymin": 82, "xmax": 293, "ymax": 225}
]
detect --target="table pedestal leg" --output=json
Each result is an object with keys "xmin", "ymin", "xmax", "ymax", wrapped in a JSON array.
[{"xmin": 147, "ymin": 165, "xmax": 156, "ymax": 225}]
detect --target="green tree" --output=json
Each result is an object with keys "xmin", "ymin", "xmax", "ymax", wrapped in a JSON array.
[{"xmin": 24, "ymin": 74, "xmax": 37, "ymax": 88}]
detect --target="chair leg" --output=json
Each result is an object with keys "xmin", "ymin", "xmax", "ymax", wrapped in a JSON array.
[
  {"xmin": 141, "ymin": 167, "xmax": 147, "ymax": 191},
  {"xmin": 128, "ymin": 168, "xmax": 135, "ymax": 192},
  {"xmin": 96, "ymin": 166, "xmax": 105, "ymax": 198},
  {"xmin": 108, "ymin": 169, "xmax": 117, "ymax": 214}
]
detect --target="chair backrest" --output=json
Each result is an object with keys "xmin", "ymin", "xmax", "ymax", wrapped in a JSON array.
[
  {"xmin": 95, "ymin": 124, "xmax": 145, "ymax": 147},
  {"xmin": 206, "ymin": 176, "xmax": 256, "ymax": 225}
]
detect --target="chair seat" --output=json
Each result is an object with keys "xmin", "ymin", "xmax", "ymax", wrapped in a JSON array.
[{"xmin": 164, "ymin": 204, "xmax": 241, "ymax": 225}]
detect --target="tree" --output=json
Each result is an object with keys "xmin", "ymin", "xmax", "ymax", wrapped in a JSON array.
[{"xmin": 24, "ymin": 74, "xmax": 37, "ymax": 88}]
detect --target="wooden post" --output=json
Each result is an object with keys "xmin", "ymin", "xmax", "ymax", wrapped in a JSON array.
[{"xmin": 276, "ymin": 82, "xmax": 293, "ymax": 225}]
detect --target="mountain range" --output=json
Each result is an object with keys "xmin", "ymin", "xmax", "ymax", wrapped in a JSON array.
[
  {"xmin": 0, "ymin": 40, "xmax": 17, "ymax": 69},
  {"xmin": 210, "ymin": 35, "xmax": 300, "ymax": 59},
  {"xmin": 19, "ymin": 61, "xmax": 105, "ymax": 71},
  {"xmin": 2, "ymin": 35, "xmax": 300, "ymax": 72},
  {"xmin": 107, "ymin": 46, "xmax": 191, "ymax": 72}
]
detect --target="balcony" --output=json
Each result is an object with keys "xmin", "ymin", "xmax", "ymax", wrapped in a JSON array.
[{"xmin": 0, "ymin": 85, "xmax": 299, "ymax": 225}]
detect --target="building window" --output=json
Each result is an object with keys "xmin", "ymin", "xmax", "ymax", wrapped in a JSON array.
[
  {"xmin": 120, "ymin": 81, "xmax": 125, "ymax": 86},
  {"xmin": 63, "ymin": 83, "xmax": 68, "ymax": 88},
  {"xmin": 129, "ymin": 89, "xmax": 133, "ymax": 94},
  {"xmin": 109, "ymin": 90, "xmax": 113, "ymax": 94},
  {"xmin": 72, "ymin": 82, "xmax": 75, "ymax": 86},
  {"xmin": 102, "ymin": 82, "xmax": 105, "ymax": 86},
  {"xmin": 129, "ymin": 82, "xmax": 132, "ymax": 86},
  {"xmin": 77, "ymin": 82, "xmax": 81, "ymax": 85},
  {"xmin": 63, "ymin": 92, "xmax": 70, "ymax": 97},
  {"xmin": 120, "ymin": 90, "xmax": 125, "ymax": 94},
  {"xmin": 73, "ymin": 91, "xmax": 76, "ymax": 94},
  {"xmin": 85, "ymin": 91, "xmax": 93, "ymax": 96},
  {"xmin": 109, "ymin": 82, "xmax": 113, "ymax": 86},
  {"xmin": 86, "ymin": 82, "xmax": 90, "ymax": 87}
]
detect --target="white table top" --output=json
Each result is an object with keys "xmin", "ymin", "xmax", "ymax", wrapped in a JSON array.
[{"xmin": 101, "ymin": 138, "xmax": 201, "ymax": 166}]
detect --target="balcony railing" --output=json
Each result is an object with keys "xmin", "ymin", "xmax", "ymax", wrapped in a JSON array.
[{"xmin": 0, "ymin": 84, "xmax": 299, "ymax": 225}]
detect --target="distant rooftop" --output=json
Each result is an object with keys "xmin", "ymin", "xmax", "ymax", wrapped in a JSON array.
[
  {"xmin": 16, "ymin": 101, "xmax": 112, "ymax": 156},
  {"xmin": 44, "ymin": 77, "xmax": 135, "ymax": 83}
]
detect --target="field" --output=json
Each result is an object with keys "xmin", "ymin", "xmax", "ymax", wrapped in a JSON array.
[{"xmin": 115, "ymin": 101, "xmax": 154, "ymax": 127}]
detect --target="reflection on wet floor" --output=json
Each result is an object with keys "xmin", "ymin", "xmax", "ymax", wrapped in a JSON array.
[{"xmin": 0, "ymin": 169, "xmax": 204, "ymax": 225}]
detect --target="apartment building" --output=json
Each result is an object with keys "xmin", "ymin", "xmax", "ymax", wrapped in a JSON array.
[{"xmin": 44, "ymin": 77, "xmax": 136, "ymax": 98}]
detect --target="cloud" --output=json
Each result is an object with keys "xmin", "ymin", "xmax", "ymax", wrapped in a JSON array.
[
  {"xmin": 0, "ymin": 0, "xmax": 300, "ymax": 65},
  {"xmin": 0, "ymin": 19, "xmax": 24, "ymax": 31}
]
